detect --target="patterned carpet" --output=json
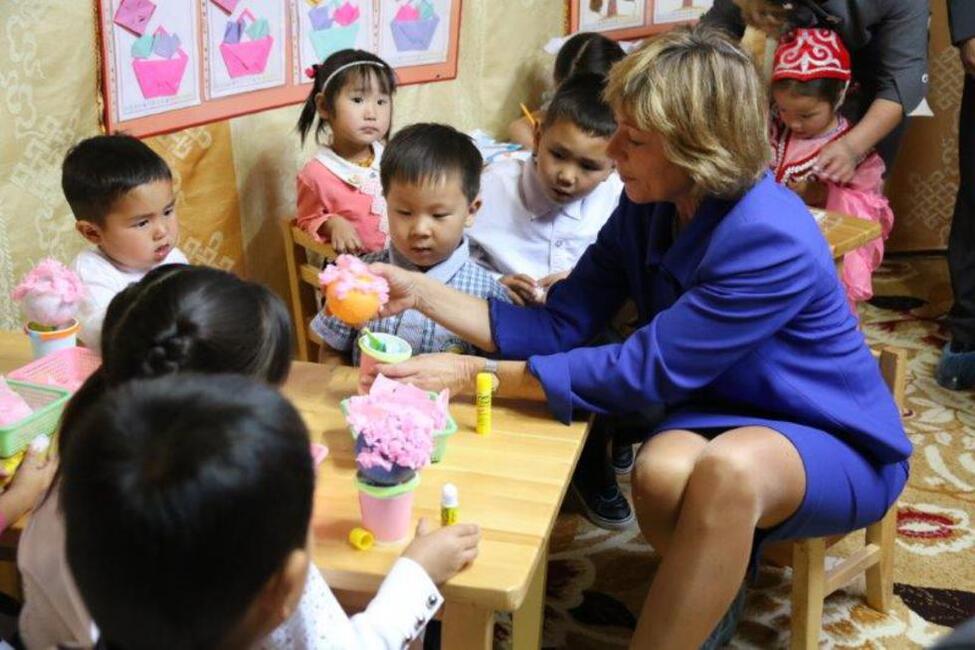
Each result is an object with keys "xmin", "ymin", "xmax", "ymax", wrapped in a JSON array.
[{"xmin": 495, "ymin": 258, "xmax": 975, "ymax": 649}]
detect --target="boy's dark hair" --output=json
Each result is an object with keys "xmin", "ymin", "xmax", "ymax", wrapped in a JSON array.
[
  {"xmin": 771, "ymin": 77, "xmax": 847, "ymax": 108},
  {"xmin": 53, "ymin": 265, "xmax": 293, "ymax": 493},
  {"xmin": 62, "ymin": 374, "xmax": 315, "ymax": 650},
  {"xmin": 542, "ymin": 73, "xmax": 617, "ymax": 139},
  {"xmin": 297, "ymin": 49, "xmax": 397, "ymax": 146},
  {"xmin": 61, "ymin": 134, "xmax": 172, "ymax": 226},
  {"xmin": 553, "ymin": 32, "xmax": 625, "ymax": 86},
  {"xmin": 380, "ymin": 123, "xmax": 483, "ymax": 203}
]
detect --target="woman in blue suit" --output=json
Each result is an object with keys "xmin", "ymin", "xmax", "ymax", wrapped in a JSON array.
[{"xmin": 367, "ymin": 26, "xmax": 911, "ymax": 649}]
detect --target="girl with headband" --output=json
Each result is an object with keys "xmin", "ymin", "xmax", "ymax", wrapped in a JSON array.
[{"xmin": 296, "ymin": 50, "xmax": 397, "ymax": 255}]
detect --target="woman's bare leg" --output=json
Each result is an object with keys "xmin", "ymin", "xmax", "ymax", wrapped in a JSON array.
[
  {"xmin": 631, "ymin": 430, "xmax": 708, "ymax": 555},
  {"xmin": 629, "ymin": 426, "xmax": 807, "ymax": 650}
]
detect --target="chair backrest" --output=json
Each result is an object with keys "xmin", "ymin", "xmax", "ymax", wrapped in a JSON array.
[{"xmin": 281, "ymin": 222, "xmax": 335, "ymax": 362}]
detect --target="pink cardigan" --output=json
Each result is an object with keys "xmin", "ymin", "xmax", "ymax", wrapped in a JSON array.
[{"xmin": 295, "ymin": 152, "xmax": 387, "ymax": 253}]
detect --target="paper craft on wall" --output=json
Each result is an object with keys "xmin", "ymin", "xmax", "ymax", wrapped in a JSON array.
[
  {"xmin": 296, "ymin": 0, "xmax": 376, "ymax": 85},
  {"xmin": 205, "ymin": 0, "xmax": 287, "ymax": 98},
  {"xmin": 109, "ymin": 0, "xmax": 202, "ymax": 121},
  {"xmin": 379, "ymin": 0, "xmax": 451, "ymax": 68},
  {"xmin": 568, "ymin": 0, "xmax": 713, "ymax": 41},
  {"xmin": 653, "ymin": 0, "xmax": 712, "ymax": 24},
  {"xmin": 97, "ymin": 0, "xmax": 462, "ymax": 136}
]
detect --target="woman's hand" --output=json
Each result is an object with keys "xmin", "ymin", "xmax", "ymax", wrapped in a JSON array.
[
  {"xmin": 814, "ymin": 138, "xmax": 860, "ymax": 185},
  {"xmin": 323, "ymin": 215, "xmax": 363, "ymax": 254},
  {"xmin": 365, "ymin": 353, "xmax": 482, "ymax": 395},
  {"xmin": 369, "ymin": 263, "xmax": 423, "ymax": 317}
]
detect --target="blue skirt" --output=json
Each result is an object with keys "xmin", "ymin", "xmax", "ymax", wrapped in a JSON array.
[{"xmin": 651, "ymin": 413, "xmax": 910, "ymax": 567}]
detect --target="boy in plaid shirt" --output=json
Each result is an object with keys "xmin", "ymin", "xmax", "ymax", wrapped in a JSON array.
[{"xmin": 313, "ymin": 123, "xmax": 510, "ymax": 363}]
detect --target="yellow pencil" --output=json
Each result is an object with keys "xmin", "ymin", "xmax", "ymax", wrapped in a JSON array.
[{"xmin": 519, "ymin": 103, "xmax": 537, "ymax": 129}]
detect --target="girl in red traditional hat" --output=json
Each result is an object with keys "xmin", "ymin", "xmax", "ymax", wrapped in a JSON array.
[{"xmin": 769, "ymin": 28, "xmax": 894, "ymax": 315}]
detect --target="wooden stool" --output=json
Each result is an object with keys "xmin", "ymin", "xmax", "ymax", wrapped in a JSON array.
[
  {"xmin": 281, "ymin": 221, "xmax": 335, "ymax": 362},
  {"xmin": 790, "ymin": 347, "xmax": 906, "ymax": 650}
]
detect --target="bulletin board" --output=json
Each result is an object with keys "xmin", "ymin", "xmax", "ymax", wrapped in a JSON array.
[
  {"xmin": 97, "ymin": 0, "xmax": 463, "ymax": 137},
  {"xmin": 567, "ymin": 0, "xmax": 713, "ymax": 41}
]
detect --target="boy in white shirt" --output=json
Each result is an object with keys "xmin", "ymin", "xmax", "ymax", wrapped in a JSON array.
[
  {"xmin": 471, "ymin": 74, "xmax": 645, "ymax": 531},
  {"xmin": 469, "ymin": 73, "xmax": 623, "ymax": 305},
  {"xmin": 62, "ymin": 134, "xmax": 188, "ymax": 351}
]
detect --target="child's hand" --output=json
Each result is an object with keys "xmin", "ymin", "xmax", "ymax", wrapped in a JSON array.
[
  {"xmin": 814, "ymin": 139, "xmax": 859, "ymax": 185},
  {"xmin": 536, "ymin": 271, "xmax": 570, "ymax": 302},
  {"xmin": 402, "ymin": 518, "xmax": 480, "ymax": 585},
  {"xmin": 786, "ymin": 179, "xmax": 828, "ymax": 208},
  {"xmin": 500, "ymin": 274, "xmax": 540, "ymax": 306},
  {"xmin": 323, "ymin": 216, "xmax": 363, "ymax": 254},
  {"xmin": 6, "ymin": 445, "xmax": 56, "ymax": 507}
]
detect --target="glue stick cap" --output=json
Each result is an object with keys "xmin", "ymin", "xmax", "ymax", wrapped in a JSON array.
[
  {"xmin": 441, "ymin": 483, "xmax": 459, "ymax": 507},
  {"xmin": 348, "ymin": 527, "xmax": 374, "ymax": 551},
  {"xmin": 476, "ymin": 372, "xmax": 493, "ymax": 394}
]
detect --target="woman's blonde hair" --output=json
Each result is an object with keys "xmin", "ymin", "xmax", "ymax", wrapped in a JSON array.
[{"xmin": 604, "ymin": 24, "xmax": 770, "ymax": 200}]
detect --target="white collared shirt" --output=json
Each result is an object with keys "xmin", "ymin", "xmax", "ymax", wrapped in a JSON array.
[
  {"xmin": 71, "ymin": 246, "xmax": 189, "ymax": 353},
  {"xmin": 468, "ymin": 157, "xmax": 623, "ymax": 280}
]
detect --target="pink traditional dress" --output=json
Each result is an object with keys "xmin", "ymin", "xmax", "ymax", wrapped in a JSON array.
[{"xmin": 770, "ymin": 28, "xmax": 894, "ymax": 313}]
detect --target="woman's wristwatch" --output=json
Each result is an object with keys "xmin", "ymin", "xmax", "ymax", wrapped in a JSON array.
[{"xmin": 480, "ymin": 358, "xmax": 500, "ymax": 393}]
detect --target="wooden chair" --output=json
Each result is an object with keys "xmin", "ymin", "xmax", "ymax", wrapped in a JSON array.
[
  {"xmin": 790, "ymin": 346, "xmax": 907, "ymax": 649},
  {"xmin": 281, "ymin": 221, "xmax": 335, "ymax": 362}
]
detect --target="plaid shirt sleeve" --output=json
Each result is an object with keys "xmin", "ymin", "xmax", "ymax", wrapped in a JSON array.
[
  {"xmin": 450, "ymin": 262, "xmax": 513, "ymax": 303},
  {"xmin": 311, "ymin": 251, "xmax": 389, "ymax": 353}
]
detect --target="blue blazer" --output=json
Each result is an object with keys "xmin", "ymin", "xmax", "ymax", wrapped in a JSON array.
[{"xmin": 490, "ymin": 173, "xmax": 910, "ymax": 464}]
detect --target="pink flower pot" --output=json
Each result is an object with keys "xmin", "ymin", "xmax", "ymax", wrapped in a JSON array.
[
  {"xmin": 357, "ymin": 332, "xmax": 411, "ymax": 394},
  {"xmin": 356, "ymin": 474, "xmax": 419, "ymax": 544}
]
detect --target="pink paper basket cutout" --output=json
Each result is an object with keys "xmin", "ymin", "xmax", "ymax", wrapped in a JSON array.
[
  {"xmin": 113, "ymin": 0, "xmax": 156, "ymax": 36},
  {"xmin": 212, "ymin": 0, "xmax": 239, "ymax": 14},
  {"xmin": 132, "ymin": 48, "xmax": 189, "ymax": 99},
  {"xmin": 219, "ymin": 36, "xmax": 273, "ymax": 78}
]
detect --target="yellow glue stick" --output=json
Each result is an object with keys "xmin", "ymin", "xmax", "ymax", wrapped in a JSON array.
[
  {"xmin": 441, "ymin": 483, "xmax": 459, "ymax": 526},
  {"xmin": 475, "ymin": 372, "xmax": 492, "ymax": 435}
]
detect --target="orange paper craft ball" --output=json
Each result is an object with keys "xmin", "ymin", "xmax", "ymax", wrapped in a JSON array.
[{"xmin": 325, "ymin": 281, "xmax": 382, "ymax": 326}]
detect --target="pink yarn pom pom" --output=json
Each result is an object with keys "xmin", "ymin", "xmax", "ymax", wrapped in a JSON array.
[
  {"xmin": 346, "ymin": 375, "xmax": 449, "ymax": 472},
  {"xmin": 11, "ymin": 259, "xmax": 85, "ymax": 328},
  {"xmin": 319, "ymin": 254, "xmax": 390, "ymax": 303}
]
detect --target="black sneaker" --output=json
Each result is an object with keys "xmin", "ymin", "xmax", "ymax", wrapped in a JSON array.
[
  {"xmin": 569, "ymin": 481, "xmax": 635, "ymax": 530},
  {"xmin": 612, "ymin": 440, "xmax": 635, "ymax": 475}
]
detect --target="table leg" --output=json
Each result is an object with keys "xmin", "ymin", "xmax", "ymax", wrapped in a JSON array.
[
  {"xmin": 512, "ymin": 553, "xmax": 547, "ymax": 650},
  {"xmin": 442, "ymin": 601, "xmax": 494, "ymax": 649}
]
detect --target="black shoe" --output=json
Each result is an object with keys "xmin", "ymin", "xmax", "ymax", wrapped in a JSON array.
[
  {"xmin": 569, "ymin": 480, "xmax": 635, "ymax": 530},
  {"xmin": 612, "ymin": 440, "xmax": 635, "ymax": 475}
]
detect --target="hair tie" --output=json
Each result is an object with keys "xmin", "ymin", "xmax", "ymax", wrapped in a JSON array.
[
  {"xmin": 305, "ymin": 65, "xmax": 318, "ymax": 80},
  {"xmin": 321, "ymin": 61, "xmax": 388, "ymax": 93}
]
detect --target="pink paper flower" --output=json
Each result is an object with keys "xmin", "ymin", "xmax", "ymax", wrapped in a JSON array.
[
  {"xmin": 11, "ymin": 259, "xmax": 85, "ymax": 328},
  {"xmin": 347, "ymin": 375, "xmax": 449, "ymax": 472},
  {"xmin": 395, "ymin": 3, "xmax": 420, "ymax": 21},
  {"xmin": 333, "ymin": 1, "xmax": 360, "ymax": 26},
  {"xmin": 319, "ymin": 254, "xmax": 390, "ymax": 303}
]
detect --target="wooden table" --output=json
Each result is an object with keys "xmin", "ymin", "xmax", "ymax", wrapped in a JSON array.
[
  {"xmin": 0, "ymin": 333, "xmax": 589, "ymax": 649},
  {"xmin": 813, "ymin": 208, "xmax": 883, "ymax": 269},
  {"xmin": 284, "ymin": 362, "xmax": 589, "ymax": 649}
]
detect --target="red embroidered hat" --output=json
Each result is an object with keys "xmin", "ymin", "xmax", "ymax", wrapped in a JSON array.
[{"xmin": 772, "ymin": 28, "xmax": 851, "ymax": 83}]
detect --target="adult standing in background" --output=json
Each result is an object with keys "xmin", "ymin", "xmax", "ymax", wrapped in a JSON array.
[
  {"xmin": 938, "ymin": 1, "xmax": 975, "ymax": 390},
  {"xmin": 703, "ymin": 0, "xmax": 929, "ymax": 181}
]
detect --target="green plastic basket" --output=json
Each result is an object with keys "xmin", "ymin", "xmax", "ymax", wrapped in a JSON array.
[
  {"xmin": 340, "ymin": 395, "xmax": 457, "ymax": 463},
  {"xmin": 0, "ymin": 380, "xmax": 70, "ymax": 458}
]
